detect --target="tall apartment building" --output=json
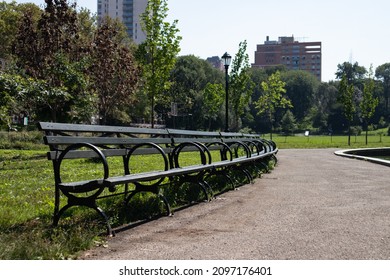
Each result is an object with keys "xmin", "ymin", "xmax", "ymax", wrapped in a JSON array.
[
  {"xmin": 252, "ymin": 36, "xmax": 322, "ymax": 80},
  {"xmin": 97, "ymin": 0, "xmax": 148, "ymax": 44}
]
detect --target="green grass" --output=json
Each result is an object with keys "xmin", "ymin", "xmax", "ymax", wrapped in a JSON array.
[
  {"xmin": 0, "ymin": 147, "xmax": 270, "ymax": 259},
  {"xmin": 0, "ymin": 131, "xmax": 388, "ymax": 259},
  {"xmin": 268, "ymin": 133, "xmax": 390, "ymax": 149}
]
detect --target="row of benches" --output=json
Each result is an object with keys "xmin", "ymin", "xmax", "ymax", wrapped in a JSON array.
[{"xmin": 38, "ymin": 122, "xmax": 278, "ymax": 236}]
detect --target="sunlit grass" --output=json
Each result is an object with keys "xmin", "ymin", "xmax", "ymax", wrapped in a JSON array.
[{"xmin": 265, "ymin": 133, "xmax": 390, "ymax": 149}]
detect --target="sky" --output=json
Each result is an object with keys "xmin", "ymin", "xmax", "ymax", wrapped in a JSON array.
[{"xmin": 5, "ymin": 0, "xmax": 390, "ymax": 82}]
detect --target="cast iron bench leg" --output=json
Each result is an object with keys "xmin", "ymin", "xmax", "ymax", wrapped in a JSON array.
[{"xmin": 53, "ymin": 196, "xmax": 114, "ymax": 237}]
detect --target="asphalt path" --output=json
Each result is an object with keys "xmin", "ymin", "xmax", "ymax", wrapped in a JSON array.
[{"xmin": 82, "ymin": 149, "xmax": 390, "ymax": 260}]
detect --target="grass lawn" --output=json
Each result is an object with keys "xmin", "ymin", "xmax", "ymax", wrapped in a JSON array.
[
  {"xmin": 0, "ymin": 132, "xmax": 388, "ymax": 259},
  {"xmin": 268, "ymin": 133, "xmax": 390, "ymax": 149}
]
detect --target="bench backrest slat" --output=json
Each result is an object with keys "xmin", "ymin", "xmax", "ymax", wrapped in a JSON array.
[
  {"xmin": 38, "ymin": 122, "xmax": 170, "ymax": 137},
  {"xmin": 44, "ymin": 135, "xmax": 172, "ymax": 146},
  {"xmin": 167, "ymin": 128, "xmax": 221, "ymax": 138}
]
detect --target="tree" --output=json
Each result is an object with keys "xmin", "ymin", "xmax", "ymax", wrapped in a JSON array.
[
  {"xmin": 137, "ymin": 0, "xmax": 181, "ymax": 127},
  {"xmin": 280, "ymin": 109, "xmax": 297, "ymax": 135},
  {"xmin": 335, "ymin": 62, "xmax": 366, "ymax": 87},
  {"xmin": 282, "ymin": 70, "xmax": 319, "ymax": 122},
  {"xmin": 338, "ymin": 75, "xmax": 356, "ymax": 145},
  {"xmin": 247, "ymin": 68, "xmax": 270, "ymax": 132},
  {"xmin": 229, "ymin": 40, "xmax": 254, "ymax": 131},
  {"xmin": 89, "ymin": 18, "xmax": 140, "ymax": 125},
  {"xmin": 313, "ymin": 82, "xmax": 339, "ymax": 132},
  {"xmin": 254, "ymin": 71, "xmax": 292, "ymax": 139},
  {"xmin": 13, "ymin": 0, "xmax": 90, "ymax": 122},
  {"xmin": 0, "ymin": 73, "xmax": 45, "ymax": 127},
  {"xmin": 0, "ymin": 1, "xmax": 41, "ymax": 60},
  {"xmin": 360, "ymin": 65, "xmax": 379, "ymax": 144},
  {"xmin": 203, "ymin": 83, "xmax": 224, "ymax": 130},
  {"xmin": 0, "ymin": 73, "xmax": 16, "ymax": 127},
  {"xmin": 375, "ymin": 63, "xmax": 390, "ymax": 112},
  {"xmin": 168, "ymin": 55, "xmax": 224, "ymax": 129}
]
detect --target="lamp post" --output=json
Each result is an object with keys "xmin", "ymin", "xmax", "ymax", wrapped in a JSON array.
[{"xmin": 221, "ymin": 52, "xmax": 232, "ymax": 132}]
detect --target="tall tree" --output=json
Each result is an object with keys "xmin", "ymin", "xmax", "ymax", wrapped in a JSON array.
[
  {"xmin": 335, "ymin": 61, "xmax": 366, "ymax": 87},
  {"xmin": 360, "ymin": 65, "xmax": 379, "ymax": 144},
  {"xmin": 137, "ymin": 0, "xmax": 181, "ymax": 127},
  {"xmin": 89, "ymin": 18, "xmax": 140, "ymax": 125},
  {"xmin": 280, "ymin": 109, "xmax": 297, "ymax": 135},
  {"xmin": 375, "ymin": 63, "xmax": 390, "ymax": 112},
  {"xmin": 168, "ymin": 55, "xmax": 223, "ymax": 129},
  {"xmin": 0, "ymin": 1, "xmax": 41, "ymax": 61},
  {"xmin": 255, "ymin": 71, "xmax": 292, "ymax": 139},
  {"xmin": 13, "ymin": 0, "xmax": 89, "ymax": 122},
  {"xmin": 282, "ymin": 70, "xmax": 319, "ymax": 122},
  {"xmin": 229, "ymin": 40, "xmax": 254, "ymax": 131},
  {"xmin": 0, "ymin": 73, "xmax": 16, "ymax": 127},
  {"xmin": 203, "ymin": 83, "xmax": 224, "ymax": 130},
  {"xmin": 338, "ymin": 75, "xmax": 356, "ymax": 145}
]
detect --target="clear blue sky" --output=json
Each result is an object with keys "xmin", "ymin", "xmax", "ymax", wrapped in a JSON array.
[{"xmin": 5, "ymin": 0, "xmax": 390, "ymax": 82}]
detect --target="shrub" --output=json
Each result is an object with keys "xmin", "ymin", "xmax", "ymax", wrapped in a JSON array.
[{"xmin": 0, "ymin": 131, "xmax": 43, "ymax": 149}]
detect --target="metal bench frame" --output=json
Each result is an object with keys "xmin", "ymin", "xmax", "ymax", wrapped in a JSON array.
[{"xmin": 38, "ymin": 122, "xmax": 278, "ymax": 236}]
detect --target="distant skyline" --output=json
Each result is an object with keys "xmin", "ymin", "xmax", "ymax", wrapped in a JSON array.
[{"xmin": 5, "ymin": 0, "xmax": 390, "ymax": 82}]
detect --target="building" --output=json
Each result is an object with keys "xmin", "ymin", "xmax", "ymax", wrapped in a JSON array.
[
  {"xmin": 206, "ymin": 56, "xmax": 224, "ymax": 71},
  {"xmin": 97, "ymin": 0, "xmax": 148, "ymax": 44},
  {"xmin": 252, "ymin": 36, "xmax": 322, "ymax": 80}
]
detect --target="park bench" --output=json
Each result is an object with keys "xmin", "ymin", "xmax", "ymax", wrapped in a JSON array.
[{"xmin": 38, "ymin": 122, "xmax": 278, "ymax": 236}]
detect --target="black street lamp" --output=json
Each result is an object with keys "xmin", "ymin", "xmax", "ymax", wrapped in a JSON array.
[{"xmin": 221, "ymin": 52, "xmax": 232, "ymax": 132}]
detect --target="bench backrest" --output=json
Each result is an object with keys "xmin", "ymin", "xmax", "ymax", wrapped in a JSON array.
[
  {"xmin": 38, "ymin": 122, "xmax": 274, "ymax": 163},
  {"xmin": 38, "ymin": 122, "xmax": 173, "ymax": 161}
]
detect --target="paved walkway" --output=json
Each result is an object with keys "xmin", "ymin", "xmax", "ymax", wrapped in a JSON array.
[{"xmin": 82, "ymin": 149, "xmax": 390, "ymax": 260}]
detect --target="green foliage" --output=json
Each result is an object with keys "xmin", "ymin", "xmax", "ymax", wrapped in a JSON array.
[
  {"xmin": 375, "ymin": 62, "xmax": 390, "ymax": 110},
  {"xmin": 0, "ymin": 73, "xmax": 44, "ymax": 125},
  {"xmin": 338, "ymin": 74, "xmax": 360, "ymax": 145},
  {"xmin": 9, "ymin": 0, "xmax": 96, "ymax": 123},
  {"xmin": 361, "ymin": 66, "xmax": 379, "ymax": 122},
  {"xmin": 167, "ymin": 55, "xmax": 224, "ymax": 129},
  {"xmin": 335, "ymin": 61, "xmax": 367, "ymax": 86},
  {"xmin": 281, "ymin": 110, "xmax": 297, "ymax": 135},
  {"xmin": 1, "ymin": 1, "xmax": 390, "ymax": 136},
  {"xmin": 0, "ymin": 1, "xmax": 41, "ymax": 60},
  {"xmin": 360, "ymin": 66, "xmax": 379, "ymax": 144},
  {"xmin": 203, "ymin": 83, "xmax": 224, "ymax": 129},
  {"xmin": 229, "ymin": 40, "xmax": 254, "ymax": 131},
  {"xmin": 0, "ymin": 73, "xmax": 15, "ymax": 126},
  {"xmin": 136, "ymin": 0, "xmax": 181, "ymax": 126},
  {"xmin": 88, "ymin": 17, "xmax": 140, "ymax": 125},
  {"xmin": 338, "ymin": 75, "xmax": 356, "ymax": 122},
  {"xmin": 282, "ymin": 70, "xmax": 320, "ymax": 121},
  {"xmin": 255, "ymin": 71, "xmax": 292, "ymax": 135}
]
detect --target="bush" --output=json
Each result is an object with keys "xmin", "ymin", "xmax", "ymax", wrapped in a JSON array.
[{"xmin": 0, "ymin": 130, "xmax": 43, "ymax": 149}]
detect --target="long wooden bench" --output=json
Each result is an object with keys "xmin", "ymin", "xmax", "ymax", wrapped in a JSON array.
[{"xmin": 38, "ymin": 122, "xmax": 278, "ymax": 236}]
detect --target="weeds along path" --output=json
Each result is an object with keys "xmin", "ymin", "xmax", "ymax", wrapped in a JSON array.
[{"xmin": 81, "ymin": 149, "xmax": 390, "ymax": 260}]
